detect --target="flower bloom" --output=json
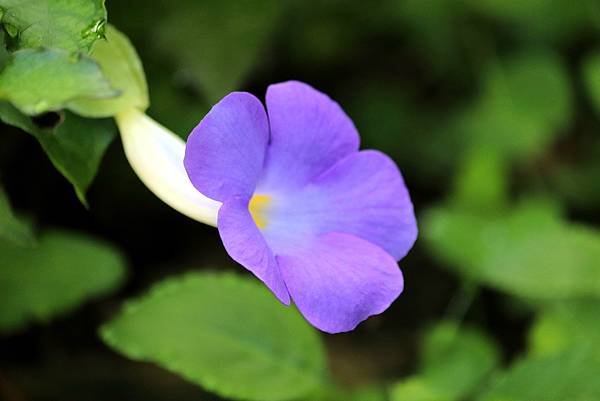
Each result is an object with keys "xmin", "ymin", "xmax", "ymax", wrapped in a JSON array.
[{"xmin": 184, "ymin": 81, "xmax": 417, "ymax": 333}]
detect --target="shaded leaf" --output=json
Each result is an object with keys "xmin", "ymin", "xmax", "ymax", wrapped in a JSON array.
[
  {"xmin": 70, "ymin": 24, "xmax": 149, "ymax": 117},
  {"xmin": 347, "ymin": 82, "xmax": 461, "ymax": 183},
  {"xmin": 101, "ymin": 272, "xmax": 327, "ymax": 401},
  {"xmin": 0, "ymin": 48, "xmax": 117, "ymax": 115},
  {"xmin": 282, "ymin": 0, "xmax": 374, "ymax": 70},
  {"xmin": 422, "ymin": 199, "xmax": 600, "ymax": 300},
  {"xmin": 153, "ymin": 0, "xmax": 283, "ymax": 102},
  {"xmin": 0, "ymin": 102, "xmax": 116, "ymax": 203},
  {"xmin": 0, "ymin": 0, "xmax": 107, "ymax": 52},
  {"xmin": 0, "ymin": 29, "xmax": 10, "ymax": 66},
  {"xmin": 145, "ymin": 64, "xmax": 209, "ymax": 139},
  {"xmin": 0, "ymin": 184, "xmax": 33, "ymax": 246},
  {"xmin": 391, "ymin": 321, "xmax": 499, "ymax": 401},
  {"xmin": 0, "ymin": 229, "xmax": 126, "ymax": 332},
  {"xmin": 387, "ymin": 0, "xmax": 467, "ymax": 75},
  {"xmin": 552, "ymin": 156, "xmax": 600, "ymax": 211},
  {"xmin": 583, "ymin": 50, "xmax": 600, "ymax": 115},
  {"xmin": 464, "ymin": 0, "xmax": 591, "ymax": 42}
]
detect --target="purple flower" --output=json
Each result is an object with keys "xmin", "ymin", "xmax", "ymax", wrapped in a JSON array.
[{"xmin": 184, "ymin": 81, "xmax": 417, "ymax": 333}]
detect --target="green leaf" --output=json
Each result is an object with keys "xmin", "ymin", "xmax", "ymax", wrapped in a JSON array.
[
  {"xmin": 0, "ymin": 48, "xmax": 117, "ymax": 115},
  {"xmin": 477, "ymin": 346, "xmax": 600, "ymax": 401},
  {"xmin": 422, "ymin": 199, "xmax": 600, "ymax": 300},
  {"xmin": 451, "ymin": 148, "xmax": 508, "ymax": 212},
  {"xmin": 0, "ymin": 229, "xmax": 126, "ymax": 332},
  {"xmin": 0, "ymin": 0, "xmax": 107, "ymax": 52},
  {"xmin": 583, "ymin": 50, "xmax": 600, "ymax": 115},
  {"xmin": 101, "ymin": 272, "xmax": 327, "ymax": 401},
  {"xmin": 0, "ymin": 102, "xmax": 116, "ymax": 203},
  {"xmin": 153, "ymin": 0, "xmax": 283, "ymax": 102},
  {"xmin": 0, "ymin": 184, "xmax": 33, "ymax": 246},
  {"xmin": 69, "ymin": 24, "xmax": 149, "ymax": 117},
  {"xmin": 456, "ymin": 51, "xmax": 572, "ymax": 161},
  {"xmin": 390, "ymin": 322, "xmax": 499, "ymax": 401},
  {"xmin": 350, "ymin": 386, "xmax": 387, "ymax": 401},
  {"xmin": 391, "ymin": 377, "xmax": 445, "ymax": 401},
  {"xmin": 309, "ymin": 384, "xmax": 387, "ymax": 401},
  {"xmin": 529, "ymin": 300, "xmax": 600, "ymax": 359}
]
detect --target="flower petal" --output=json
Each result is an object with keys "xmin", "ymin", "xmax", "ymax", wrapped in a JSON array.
[
  {"xmin": 259, "ymin": 81, "xmax": 360, "ymax": 191},
  {"xmin": 308, "ymin": 150, "xmax": 418, "ymax": 259},
  {"xmin": 261, "ymin": 150, "xmax": 417, "ymax": 260},
  {"xmin": 278, "ymin": 232, "xmax": 404, "ymax": 333},
  {"xmin": 218, "ymin": 196, "xmax": 290, "ymax": 304},
  {"xmin": 116, "ymin": 108, "xmax": 221, "ymax": 226},
  {"xmin": 184, "ymin": 92, "xmax": 269, "ymax": 201}
]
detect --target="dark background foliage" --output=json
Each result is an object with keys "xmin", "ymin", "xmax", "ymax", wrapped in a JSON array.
[{"xmin": 1, "ymin": 0, "xmax": 599, "ymax": 400}]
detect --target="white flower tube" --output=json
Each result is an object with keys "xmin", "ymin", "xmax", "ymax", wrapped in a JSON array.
[{"xmin": 115, "ymin": 108, "xmax": 220, "ymax": 226}]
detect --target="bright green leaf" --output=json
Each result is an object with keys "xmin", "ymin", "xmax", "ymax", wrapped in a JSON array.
[
  {"xmin": 0, "ymin": 0, "xmax": 107, "ymax": 52},
  {"xmin": 529, "ymin": 300, "xmax": 600, "ymax": 359},
  {"xmin": 0, "ymin": 229, "xmax": 126, "ymax": 332},
  {"xmin": 583, "ymin": 50, "xmax": 600, "ymax": 115},
  {"xmin": 0, "ymin": 102, "xmax": 116, "ymax": 203},
  {"xmin": 456, "ymin": 51, "xmax": 572, "ymax": 161},
  {"xmin": 391, "ymin": 321, "xmax": 499, "ymax": 401},
  {"xmin": 0, "ymin": 184, "xmax": 33, "ymax": 246},
  {"xmin": 391, "ymin": 377, "xmax": 445, "ymax": 401},
  {"xmin": 101, "ymin": 272, "xmax": 327, "ymax": 401},
  {"xmin": 69, "ymin": 24, "xmax": 149, "ymax": 117},
  {"xmin": 422, "ymin": 199, "xmax": 600, "ymax": 300},
  {"xmin": 477, "ymin": 346, "xmax": 600, "ymax": 401},
  {"xmin": 0, "ymin": 48, "xmax": 117, "ymax": 115},
  {"xmin": 153, "ymin": 0, "xmax": 283, "ymax": 102}
]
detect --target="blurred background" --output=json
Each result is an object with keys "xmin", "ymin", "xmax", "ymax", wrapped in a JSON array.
[{"xmin": 1, "ymin": 0, "xmax": 599, "ymax": 400}]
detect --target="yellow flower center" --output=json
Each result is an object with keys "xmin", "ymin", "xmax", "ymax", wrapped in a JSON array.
[{"xmin": 249, "ymin": 194, "xmax": 272, "ymax": 229}]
